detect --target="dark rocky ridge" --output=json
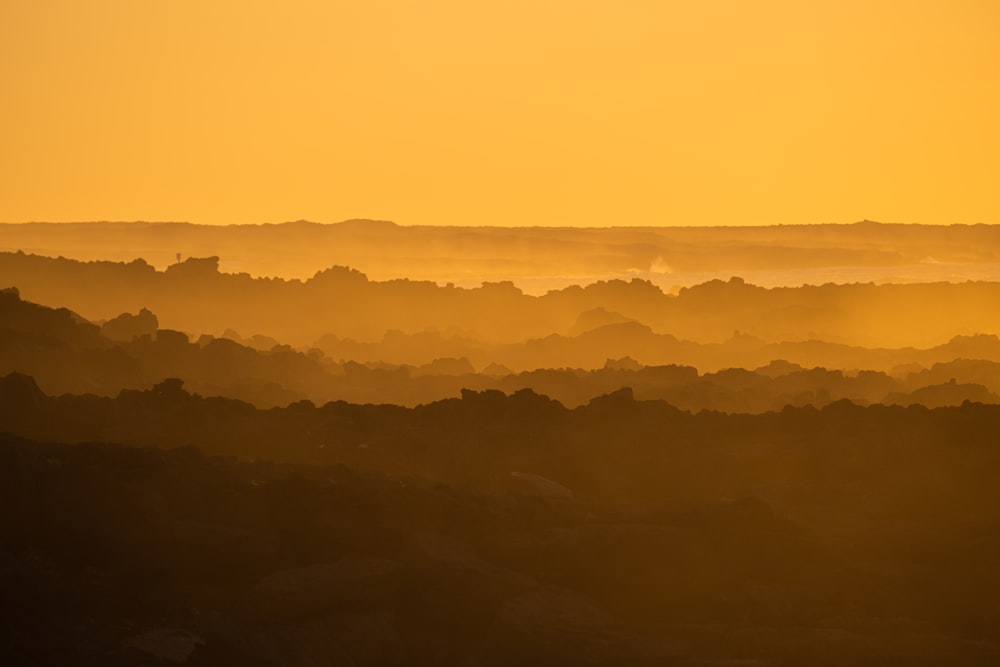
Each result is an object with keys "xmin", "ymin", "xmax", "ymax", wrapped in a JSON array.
[{"xmin": 2, "ymin": 380, "xmax": 999, "ymax": 664}]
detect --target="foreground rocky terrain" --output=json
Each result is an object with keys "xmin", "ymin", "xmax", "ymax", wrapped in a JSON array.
[{"xmin": 2, "ymin": 376, "xmax": 999, "ymax": 665}]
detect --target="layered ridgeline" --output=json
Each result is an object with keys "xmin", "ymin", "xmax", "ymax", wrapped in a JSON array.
[
  {"xmin": 2, "ymin": 288, "xmax": 1000, "ymax": 410},
  {"xmin": 3, "ymin": 250, "xmax": 1000, "ymax": 352},
  {"xmin": 3, "ymin": 219, "xmax": 1000, "ymax": 290},
  {"xmin": 4, "ymin": 223, "xmax": 1000, "ymax": 665}
]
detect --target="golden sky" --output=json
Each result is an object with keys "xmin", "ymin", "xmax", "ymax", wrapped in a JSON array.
[{"xmin": 1, "ymin": 1, "xmax": 997, "ymax": 227}]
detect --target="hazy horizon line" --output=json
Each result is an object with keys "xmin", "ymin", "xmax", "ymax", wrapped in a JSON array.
[{"xmin": 2, "ymin": 218, "xmax": 997, "ymax": 229}]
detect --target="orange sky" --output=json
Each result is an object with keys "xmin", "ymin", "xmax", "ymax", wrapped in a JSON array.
[{"xmin": 2, "ymin": 1, "xmax": 998, "ymax": 227}]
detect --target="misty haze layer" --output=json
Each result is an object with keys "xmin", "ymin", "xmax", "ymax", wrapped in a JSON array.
[
  {"xmin": 2, "ymin": 222, "xmax": 1000, "ymax": 665},
  {"xmin": 3, "ymin": 219, "xmax": 1000, "ymax": 292}
]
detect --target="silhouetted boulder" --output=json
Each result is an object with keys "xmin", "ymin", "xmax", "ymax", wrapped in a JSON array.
[
  {"xmin": 0, "ymin": 372, "xmax": 47, "ymax": 417},
  {"xmin": 164, "ymin": 255, "xmax": 220, "ymax": 277},
  {"xmin": 155, "ymin": 329, "xmax": 191, "ymax": 347},
  {"xmin": 755, "ymin": 358, "xmax": 806, "ymax": 378},
  {"xmin": 152, "ymin": 377, "xmax": 188, "ymax": 399},
  {"xmin": 101, "ymin": 307, "xmax": 158, "ymax": 342},
  {"xmin": 482, "ymin": 362, "xmax": 514, "ymax": 377},
  {"xmin": 604, "ymin": 356, "xmax": 642, "ymax": 371}
]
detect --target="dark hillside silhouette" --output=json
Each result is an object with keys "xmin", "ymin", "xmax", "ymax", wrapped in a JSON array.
[
  {"xmin": 2, "ymin": 382, "xmax": 1000, "ymax": 664},
  {"xmin": 3, "ymin": 252, "xmax": 1000, "ymax": 350},
  {"xmin": 3, "ymin": 291, "xmax": 1000, "ymax": 411}
]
